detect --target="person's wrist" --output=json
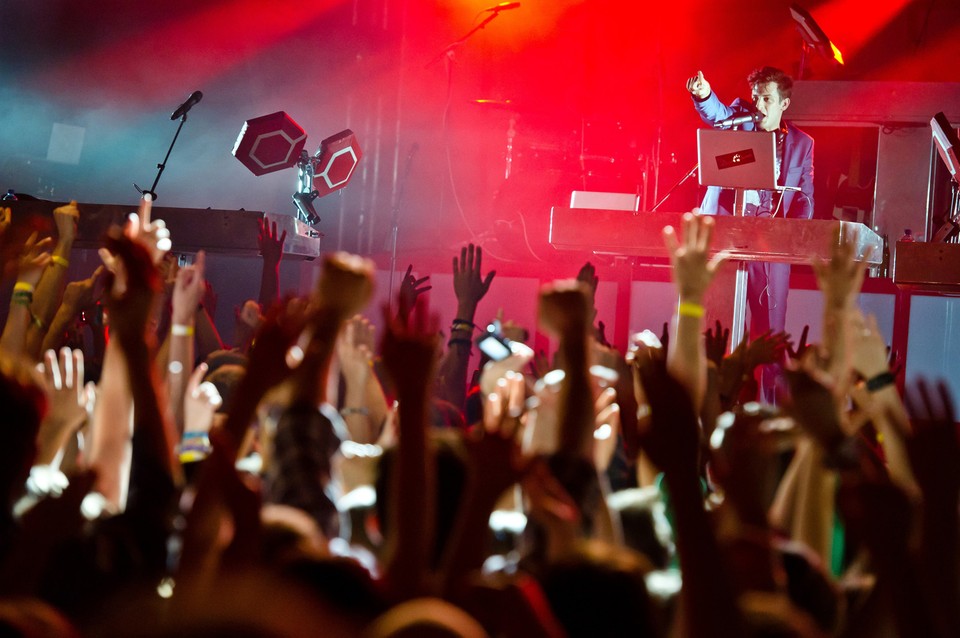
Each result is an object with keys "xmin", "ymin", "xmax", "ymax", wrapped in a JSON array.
[
  {"xmin": 455, "ymin": 306, "xmax": 477, "ymax": 323},
  {"xmin": 172, "ymin": 312, "xmax": 195, "ymax": 326},
  {"xmin": 677, "ymin": 300, "xmax": 705, "ymax": 319}
]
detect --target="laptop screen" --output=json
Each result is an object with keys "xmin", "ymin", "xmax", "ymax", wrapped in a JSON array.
[{"xmin": 697, "ymin": 129, "xmax": 777, "ymax": 190}]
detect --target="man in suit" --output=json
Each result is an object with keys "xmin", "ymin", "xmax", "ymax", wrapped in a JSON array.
[{"xmin": 687, "ymin": 66, "xmax": 814, "ymax": 402}]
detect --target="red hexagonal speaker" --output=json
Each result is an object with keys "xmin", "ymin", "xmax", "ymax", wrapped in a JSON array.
[
  {"xmin": 232, "ymin": 111, "xmax": 307, "ymax": 176},
  {"xmin": 313, "ymin": 129, "xmax": 362, "ymax": 197}
]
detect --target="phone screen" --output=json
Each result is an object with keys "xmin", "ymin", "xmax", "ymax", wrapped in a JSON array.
[{"xmin": 477, "ymin": 334, "xmax": 512, "ymax": 361}]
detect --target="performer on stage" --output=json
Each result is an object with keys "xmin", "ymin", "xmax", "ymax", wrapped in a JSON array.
[{"xmin": 686, "ymin": 66, "xmax": 814, "ymax": 401}]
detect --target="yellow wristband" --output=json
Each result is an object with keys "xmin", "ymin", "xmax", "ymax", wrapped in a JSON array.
[
  {"xmin": 13, "ymin": 281, "xmax": 35, "ymax": 294},
  {"xmin": 51, "ymin": 255, "xmax": 70, "ymax": 268},
  {"xmin": 678, "ymin": 301, "xmax": 705, "ymax": 318},
  {"xmin": 171, "ymin": 323, "xmax": 195, "ymax": 337}
]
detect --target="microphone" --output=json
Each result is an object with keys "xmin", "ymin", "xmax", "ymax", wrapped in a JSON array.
[
  {"xmin": 484, "ymin": 2, "xmax": 520, "ymax": 11},
  {"xmin": 170, "ymin": 90, "xmax": 203, "ymax": 120},
  {"xmin": 714, "ymin": 110, "xmax": 762, "ymax": 128}
]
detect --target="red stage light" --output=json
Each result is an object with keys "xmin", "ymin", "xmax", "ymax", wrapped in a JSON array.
[
  {"xmin": 232, "ymin": 111, "xmax": 307, "ymax": 176},
  {"xmin": 312, "ymin": 129, "xmax": 362, "ymax": 196}
]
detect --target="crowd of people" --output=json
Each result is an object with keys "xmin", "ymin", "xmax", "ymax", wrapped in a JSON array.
[{"xmin": 0, "ymin": 195, "xmax": 956, "ymax": 637}]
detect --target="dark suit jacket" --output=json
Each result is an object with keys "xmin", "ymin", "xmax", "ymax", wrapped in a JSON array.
[{"xmin": 693, "ymin": 92, "xmax": 814, "ymax": 218}]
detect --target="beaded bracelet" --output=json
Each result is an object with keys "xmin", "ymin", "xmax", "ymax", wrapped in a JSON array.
[
  {"xmin": 450, "ymin": 318, "xmax": 475, "ymax": 332},
  {"xmin": 178, "ymin": 431, "xmax": 212, "ymax": 464},
  {"xmin": 11, "ymin": 290, "xmax": 33, "ymax": 306}
]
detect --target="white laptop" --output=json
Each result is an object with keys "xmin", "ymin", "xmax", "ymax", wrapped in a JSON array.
[{"xmin": 697, "ymin": 129, "xmax": 777, "ymax": 190}]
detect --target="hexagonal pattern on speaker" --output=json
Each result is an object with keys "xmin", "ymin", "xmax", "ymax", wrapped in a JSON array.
[
  {"xmin": 232, "ymin": 111, "xmax": 307, "ymax": 176},
  {"xmin": 314, "ymin": 129, "xmax": 362, "ymax": 196}
]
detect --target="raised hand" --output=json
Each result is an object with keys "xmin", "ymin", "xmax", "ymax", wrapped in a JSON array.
[
  {"xmin": 848, "ymin": 311, "xmax": 891, "ymax": 380},
  {"xmin": 704, "ymin": 320, "xmax": 729, "ymax": 367},
  {"xmin": 812, "ymin": 232, "xmax": 872, "ymax": 311},
  {"xmin": 61, "ymin": 266, "xmax": 106, "ymax": 314},
  {"xmin": 576, "ymin": 261, "xmax": 599, "ymax": 297},
  {"xmin": 782, "ymin": 352, "xmax": 848, "ymax": 451},
  {"xmin": 36, "ymin": 347, "xmax": 92, "ymax": 465},
  {"xmin": 663, "ymin": 212, "xmax": 727, "ymax": 303},
  {"xmin": 452, "ymin": 243, "xmax": 495, "ymax": 317},
  {"xmin": 592, "ymin": 386, "xmax": 620, "ymax": 472},
  {"xmin": 381, "ymin": 303, "xmax": 440, "ymax": 395},
  {"xmin": 258, "ymin": 217, "xmax": 286, "ymax": 268},
  {"xmin": 745, "ymin": 330, "xmax": 790, "ymax": 370},
  {"xmin": 52, "ymin": 200, "xmax": 80, "ymax": 243},
  {"xmin": 786, "ymin": 325, "xmax": 810, "ymax": 361},
  {"xmin": 538, "ymin": 280, "xmax": 592, "ymax": 337},
  {"xmin": 396, "ymin": 264, "xmax": 431, "ymax": 324},
  {"xmin": 101, "ymin": 230, "xmax": 160, "ymax": 345},
  {"xmin": 171, "ymin": 251, "xmax": 206, "ymax": 325},
  {"xmin": 337, "ymin": 314, "xmax": 377, "ymax": 380},
  {"xmin": 246, "ymin": 296, "xmax": 309, "ymax": 393},
  {"xmin": 633, "ymin": 355, "xmax": 700, "ymax": 479},
  {"xmin": 17, "ymin": 231, "xmax": 53, "ymax": 287},
  {"xmin": 123, "ymin": 194, "xmax": 172, "ymax": 266},
  {"xmin": 686, "ymin": 70, "xmax": 711, "ymax": 99},
  {"xmin": 315, "ymin": 251, "xmax": 375, "ymax": 320},
  {"xmin": 183, "ymin": 362, "xmax": 222, "ymax": 435},
  {"xmin": 473, "ymin": 371, "xmax": 530, "ymax": 495},
  {"xmin": 576, "ymin": 261, "xmax": 600, "ymax": 323},
  {"xmin": 904, "ymin": 379, "xmax": 960, "ymax": 504}
]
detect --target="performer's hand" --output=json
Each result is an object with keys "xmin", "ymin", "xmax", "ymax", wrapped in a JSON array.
[{"xmin": 686, "ymin": 70, "xmax": 711, "ymax": 100}]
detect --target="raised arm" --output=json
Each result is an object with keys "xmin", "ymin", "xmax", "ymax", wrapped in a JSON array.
[
  {"xmin": 336, "ymin": 314, "xmax": 388, "ymax": 444},
  {"xmin": 40, "ymin": 265, "xmax": 106, "ymax": 354},
  {"xmin": 0, "ymin": 233, "xmax": 53, "ymax": 358},
  {"xmin": 257, "ymin": 217, "xmax": 285, "ymax": 310},
  {"xmin": 380, "ymin": 302, "xmax": 439, "ymax": 600},
  {"xmin": 435, "ymin": 244, "xmax": 495, "ymax": 412},
  {"xmin": 663, "ymin": 213, "xmax": 726, "ymax": 410},
  {"xmin": 635, "ymin": 356, "xmax": 746, "ymax": 637},
  {"xmin": 25, "ymin": 201, "xmax": 79, "ymax": 359},
  {"xmin": 538, "ymin": 281, "xmax": 594, "ymax": 461},
  {"xmin": 166, "ymin": 251, "xmax": 207, "ymax": 435}
]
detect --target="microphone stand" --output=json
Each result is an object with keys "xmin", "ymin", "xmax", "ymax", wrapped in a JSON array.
[
  {"xmin": 425, "ymin": 10, "xmax": 503, "ymax": 69},
  {"xmin": 135, "ymin": 113, "xmax": 191, "ymax": 201},
  {"xmin": 387, "ymin": 145, "xmax": 419, "ymax": 311},
  {"xmin": 651, "ymin": 163, "xmax": 698, "ymax": 211}
]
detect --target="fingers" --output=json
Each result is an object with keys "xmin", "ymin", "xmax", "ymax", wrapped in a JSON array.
[
  {"xmin": 662, "ymin": 225, "xmax": 679, "ymax": 256},
  {"xmin": 73, "ymin": 349, "xmax": 84, "ymax": 403},
  {"xmin": 59, "ymin": 347, "xmax": 73, "ymax": 390},
  {"xmin": 481, "ymin": 270, "xmax": 496, "ymax": 293},
  {"xmin": 43, "ymin": 349, "xmax": 60, "ymax": 390},
  {"xmin": 187, "ymin": 362, "xmax": 208, "ymax": 395},
  {"xmin": 139, "ymin": 192, "xmax": 153, "ymax": 227}
]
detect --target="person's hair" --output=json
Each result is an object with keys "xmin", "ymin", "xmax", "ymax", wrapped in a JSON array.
[
  {"xmin": 747, "ymin": 66, "xmax": 794, "ymax": 100},
  {"xmin": 540, "ymin": 540, "xmax": 660, "ymax": 637},
  {"xmin": 0, "ymin": 356, "xmax": 47, "ymax": 502}
]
